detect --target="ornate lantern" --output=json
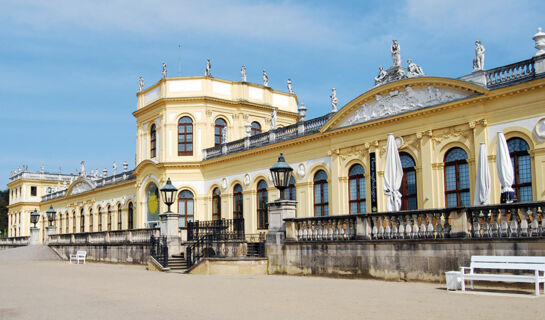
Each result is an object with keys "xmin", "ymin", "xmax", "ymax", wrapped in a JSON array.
[
  {"xmin": 160, "ymin": 178, "xmax": 177, "ymax": 213},
  {"xmin": 46, "ymin": 205, "xmax": 57, "ymax": 226},
  {"xmin": 269, "ymin": 153, "xmax": 293, "ymax": 200},
  {"xmin": 30, "ymin": 209, "xmax": 40, "ymax": 228}
]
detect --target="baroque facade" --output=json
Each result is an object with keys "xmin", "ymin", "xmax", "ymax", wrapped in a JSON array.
[{"xmin": 7, "ymin": 32, "xmax": 545, "ymax": 244}]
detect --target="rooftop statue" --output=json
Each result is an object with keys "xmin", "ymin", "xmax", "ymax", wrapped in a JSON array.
[
  {"xmin": 407, "ymin": 59, "xmax": 425, "ymax": 77},
  {"xmin": 162, "ymin": 62, "xmax": 167, "ymax": 79},
  {"xmin": 330, "ymin": 88, "xmax": 338, "ymax": 112},
  {"xmin": 241, "ymin": 65, "xmax": 247, "ymax": 82},
  {"xmin": 80, "ymin": 161, "xmax": 85, "ymax": 176},
  {"xmin": 263, "ymin": 70, "xmax": 269, "ymax": 87},
  {"xmin": 138, "ymin": 76, "xmax": 144, "ymax": 92},
  {"xmin": 374, "ymin": 66, "xmax": 388, "ymax": 86},
  {"xmin": 287, "ymin": 78, "xmax": 294, "ymax": 93},
  {"xmin": 113, "ymin": 161, "xmax": 117, "ymax": 176},
  {"xmin": 391, "ymin": 40, "xmax": 401, "ymax": 67},
  {"xmin": 473, "ymin": 40, "xmax": 485, "ymax": 71},
  {"xmin": 205, "ymin": 59, "xmax": 212, "ymax": 77}
]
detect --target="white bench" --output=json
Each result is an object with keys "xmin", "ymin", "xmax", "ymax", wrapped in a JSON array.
[
  {"xmin": 69, "ymin": 250, "xmax": 87, "ymax": 264},
  {"xmin": 460, "ymin": 256, "xmax": 545, "ymax": 296}
]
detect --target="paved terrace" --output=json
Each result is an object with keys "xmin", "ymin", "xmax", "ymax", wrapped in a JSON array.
[{"xmin": 0, "ymin": 246, "xmax": 542, "ymax": 320}]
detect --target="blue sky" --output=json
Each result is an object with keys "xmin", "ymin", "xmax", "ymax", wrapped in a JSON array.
[{"xmin": 1, "ymin": 0, "xmax": 544, "ymax": 187}]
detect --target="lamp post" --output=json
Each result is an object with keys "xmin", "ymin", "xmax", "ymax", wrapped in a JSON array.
[
  {"xmin": 158, "ymin": 178, "xmax": 181, "ymax": 256},
  {"xmin": 45, "ymin": 205, "xmax": 57, "ymax": 245},
  {"xmin": 160, "ymin": 178, "xmax": 177, "ymax": 213},
  {"xmin": 269, "ymin": 153, "xmax": 294, "ymax": 200},
  {"xmin": 267, "ymin": 153, "xmax": 297, "ymax": 234},
  {"xmin": 29, "ymin": 209, "xmax": 40, "ymax": 245}
]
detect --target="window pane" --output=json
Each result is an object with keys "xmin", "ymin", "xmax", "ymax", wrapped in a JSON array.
[
  {"xmin": 446, "ymin": 193, "xmax": 457, "ymax": 207},
  {"xmin": 324, "ymin": 205, "xmax": 329, "ymax": 216},
  {"xmin": 179, "ymin": 217, "xmax": 185, "ymax": 228},
  {"xmin": 349, "ymin": 180, "xmax": 357, "ymax": 200},
  {"xmin": 179, "ymin": 145, "xmax": 185, "ymax": 151},
  {"xmin": 350, "ymin": 203, "xmax": 357, "ymax": 214},
  {"xmin": 179, "ymin": 126, "xmax": 185, "ymax": 133},
  {"xmin": 360, "ymin": 178, "xmax": 366, "ymax": 199},
  {"xmin": 187, "ymin": 126, "xmax": 193, "ymax": 133},
  {"xmin": 315, "ymin": 185, "xmax": 321, "ymax": 202},
  {"xmin": 460, "ymin": 191, "xmax": 470, "ymax": 206},
  {"xmin": 359, "ymin": 201, "xmax": 366, "ymax": 213},
  {"xmin": 407, "ymin": 171, "xmax": 416, "ymax": 194},
  {"xmin": 518, "ymin": 155, "xmax": 531, "ymax": 183},
  {"xmin": 520, "ymin": 186, "xmax": 532, "ymax": 202},
  {"xmin": 187, "ymin": 200, "xmax": 194, "ymax": 214},
  {"xmin": 323, "ymin": 183, "xmax": 328, "ymax": 200},
  {"xmin": 407, "ymin": 198, "xmax": 417, "ymax": 210},
  {"xmin": 445, "ymin": 166, "xmax": 456, "ymax": 190},
  {"xmin": 459, "ymin": 163, "xmax": 470, "ymax": 189},
  {"xmin": 179, "ymin": 201, "xmax": 186, "ymax": 214},
  {"xmin": 315, "ymin": 206, "xmax": 322, "ymax": 216},
  {"xmin": 187, "ymin": 134, "xmax": 193, "ymax": 142},
  {"xmin": 187, "ymin": 144, "xmax": 193, "ymax": 151}
]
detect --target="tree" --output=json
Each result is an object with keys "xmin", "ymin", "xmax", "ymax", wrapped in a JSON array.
[{"xmin": 0, "ymin": 189, "xmax": 8, "ymax": 237}]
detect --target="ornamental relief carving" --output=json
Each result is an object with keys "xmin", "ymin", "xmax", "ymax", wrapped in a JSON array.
[
  {"xmin": 339, "ymin": 145, "xmax": 367, "ymax": 161},
  {"xmin": 431, "ymin": 125, "xmax": 472, "ymax": 146},
  {"xmin": 338, "ymin": 85, "xmax": 470, "ymax": 128}
]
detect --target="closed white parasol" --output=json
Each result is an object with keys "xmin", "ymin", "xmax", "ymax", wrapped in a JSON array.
[
  {"xmin": 473, "ymin": 143, "xmax": 491, "ymax": 205},
  {"xmin": 496, "ymin": 132, "xmax": 515, "ymax": 203},
  {"xmin": 384, "ymin": 134, "xmax": 403, "ymax": 211}
]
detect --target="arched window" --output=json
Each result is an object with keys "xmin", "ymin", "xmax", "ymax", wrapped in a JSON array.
[
  {"xmin": 178, "ymin": 116, "xmax": 193, "ymax": 156},
  {"xmin": 117, "ymin": 204, "xmax": 122, "ymax": 230},
  {"xmin": 150, "ymin": 124, "xmax": 157, "ymax": 158},
  {"xmin": 257, "ymin": 180, "xmax": 268, "ymax": 229},
  {"xmin": 283, "ymin": 176, "xmax": 296, "ymax": 201},
  {"xmin": 98, "ymin": 206, "xmax": 102, "ymax": 231},
  {"xmin": 251, "ymin": 121, "xmax": 262, "ymax": 136},
  {"xmin": 146, "ymin": 183, "xmax": 159, "ymax": 228},
  {"xmin": 400, "ymin": 153, "xmax": 417, "ymax": 210},
  {"xmin": 212, "ymin": 187, "xmax": 221, "ymax": 221},
  {"xmin": 348, "ymin": 164, "xmax": 366, "ymax": 214},
  {"xmin": 215, "ymin": 118, "xmax": 227, "ymax": 145},
  {"xmin": 444, "ymin": 147, "xmax": 470, "ymax": 207},
  {"xmin": 107, "ymin": 205, "xmax": 112, "ymax": 231},
  {"xmin": 233, "ymin": 184, "xmax": 243, "ymax": 219},
  {"xmin": 178, "ymin": 190, "xmax": 194, "ymax": 227},
  {"xmin": 314, "ymin": 170, "xmax": 329, "ymax": 216},
  {"xmin": 80, "ymin": 209, "xmax": 85, "ymax": 232},
  {"xmin": 89, "ymin": 208, "xmax": 93, "ymax": 232},
  {"xmin": 128, "ymin": 203, "xmax": 134, "ymax": 230},
  {"xmin": 507, "ymin": 137, "xmax": 532, "ymax": 202}
]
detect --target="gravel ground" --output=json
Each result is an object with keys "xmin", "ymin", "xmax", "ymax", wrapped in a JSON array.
[{"xmin": 0, "ymin": 246, "xmax": 542, "ymax": 320}]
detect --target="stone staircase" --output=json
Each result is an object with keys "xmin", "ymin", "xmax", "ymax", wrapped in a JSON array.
[{"xmin": 168, "ymin": 254, "xmax": 188, "ymax": 272}]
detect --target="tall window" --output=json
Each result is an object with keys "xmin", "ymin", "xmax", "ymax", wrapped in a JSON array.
[
  {"xmin": 348, "ymin": 164, "xmax": 366, "ymax": 214},
  {"xmin": 212, "ymin": 187, "xmax": 221, "ymax": 221},
  {"xmin": 72, "ymin": 211, "xmax": 76, "ymax": 233},
  {"xmin": 80, "ymin": 209, "xmax": 85, "ymax": 232},
  {"xmin": 314, "ymin": 170, "xmax": 329, "ymax": 216},
  {"xmin": 98, "ymin": 207, "xmax": 102, "ymax": 231},
  {"xmin": 178, "ymin": 190, "xmax": 194, "ymax": 227},
  {"xmin": 283, "ymin": 176, "xmax": 296, "ymax": 201},
  {"xmin": 128, "ymin": 203, "xmax": 134, "ymax": 230},
  {"xmin": 214, "ymin": 118, "xmax": 227, "ymax": 145},
  {"xmin": 117, "ymin": 204, "xmax": 122, "ymax": 230},
  {"xmin": 178, "ymin": 117, "xmax": 193, "ymax": 156},
  {"xmin": 508, "ymin": 137, "xmax": 533, "ymax": 202},
  {"xmin": 257, "ymin": 180, "xmax": 268, "ymax": 229},
  {"xmin": 146, "ymin": 183, "xmax": 159, "ymax": 228},
  {"xmin": 444, "ymin": 147, "xmax": 470, "ymax": 207},
  {"xmin": 107, "ymin": 205, "xmax": 112, "ymax": 231},
  {"xmin": 233, "ymin": 184, "xmax": 243, "ymax": 219},
  {"xmin": 251, "ymin": 121, "xmax": 262, "ymax": 136},
  {"xmin": 150, "ymin": 124, "xmax": 156, "ymax": 158},
  {"xmin": 400, "ymin": 153, "xmax": 417, "ymax": 210},
  {"xmin": 89, "ymin": 208, "xmax": 93, "ymax": 232}
]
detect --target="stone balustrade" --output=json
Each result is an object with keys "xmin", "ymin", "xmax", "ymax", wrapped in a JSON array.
[
  {"xmin": 486, "ymin": 58, "xmax": 536, "ymax": 87},
  {"xmin": 48, "ymin": 228, "xmax": 160, "ymax": 245},
  {"xmin": 0, "ymin": 236, "xmax": 30, "ymax": 246},
  {"xmin": 285, "ymin": 201, "xmax": 545, "ymax": 242}
]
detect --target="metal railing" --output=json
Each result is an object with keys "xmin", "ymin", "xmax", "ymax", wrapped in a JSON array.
[
  {"xmin": 203, "ymin": 113, "xmax": 334, "ymax": 160},
  {"xmin": 48, "ymin": 228, "xmax": 160, "ymax": 245},
  {"xmin": 187, "ymin": 218, "xmax": 245, "ymax": 242},
  {"xmin": 150, "ymin": 235, "xmax": 168, "ymax": 268}
]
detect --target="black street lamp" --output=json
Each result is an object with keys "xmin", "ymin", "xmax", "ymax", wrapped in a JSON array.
[
  {"xmin": 46, "ymin": 205, "xmax": 57, "ymax": 226},
  {"xmin": 30, "ymin": 209, "xmax": 40, "ymax": 228},
  {"xmin": 269, "ymin": 153, "xmax": 293, "ymax": 200},
  {"xmin": 160, "ymin": 178, "xmax": 177, "ymax": 213}
]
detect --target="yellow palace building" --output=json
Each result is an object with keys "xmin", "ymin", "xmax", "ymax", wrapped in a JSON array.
[{"xmin": 6, "ymin": 30, "xmax": 545, "ymax": 245}]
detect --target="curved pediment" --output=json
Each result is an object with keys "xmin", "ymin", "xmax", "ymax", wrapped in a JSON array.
[
  {"xmin": 322, "ymin": 77, "xmax": 488, "ymax": 132},
  {"xmin": 66, "ymin": 178, "xmax": 96, "ymax": 196}
]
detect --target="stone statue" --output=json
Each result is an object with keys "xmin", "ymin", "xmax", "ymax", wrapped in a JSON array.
[
  {"xmin": 263, "ymin": 70, "xmax": 269, "ymax": 87},
  {"xmin": 241, "ymin": 65, "xmax": 247, "ymax": 82},
  {"xmin": 94, "ymin": 169, "xmax": 99, "ymax": 178},
  {"xmin": 123, "ymin": 161, "xmax": 128, "ymax": 172},
  {"xmin": 138, "ymin": 76, "xmax": 144, "ymax": 92},
  {"xmin": 271, "ymin": 108, "xmax": 277, "ymax": 129},
  {"xmin": 374, "ymin": 66, "xmax": 388, "ymax": 86},
  {"xmin": 473, "ymin": 40, "xmax": 485, "ymax": 71},
  {"xmin": 330, "ymin": 88, "xmax": 338, "ymax": 112},
  {"xmin": 113, "ymin": 161, "xmax": 117, "ymax": 176},
  {"xmin": 162, "ymin": 62, "xmax": 167, "ymax": 78},
  {"xmin": 90, "ymin": 169, "xmax": 94, "ymax": 176},
  {"xmin": 40, "ymin": 165, "xmax": 44, "ymax": 173},
  {"xmin": 103, "ymin": 168, "xmax": 108, "ymax": 178},
  {"xmin": 407, "ymin": 59, "xmax": 425, "ymax": 77},
  {"xmin": 80, "ymin": 161, "xmax": 85, "ymax": 176},
  {"xmin": 287, "ymin": 78, "xmax": 294, "ymax": 93},
  {"xmin": 391, "ymin": 40, "xmax": 401, "ymax": 67},
  {"xmin": 205, "ymin": 59, "xmax": 211, "ymax": 77},
  {"xmin": 221, "ymin": 127, "xmax": 228, "ymax": 144}
]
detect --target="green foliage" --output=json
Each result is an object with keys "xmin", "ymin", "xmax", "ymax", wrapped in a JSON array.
[{"xmin": 0, "ymin": 189, "xmax": 8, "ymax": 236}]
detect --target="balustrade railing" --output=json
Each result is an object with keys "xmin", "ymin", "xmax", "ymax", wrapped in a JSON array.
[
  {"xmin": 467, "ymin": 202, "xmax": 545, "ymax": 238},
  {"xmin": 48, "ymin": 228, "xmax": 160, "ymax": 245},
  {"xmin": 486, "ymin": 58, "xmax": 536, "ymax": 87},
  {"xmin": 0, "ymin": 236, "xmax": 30, "ymax": 246},
  {"xmin": 291, "ymin": 215, "xmax": 357, "ymax": 241}
]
